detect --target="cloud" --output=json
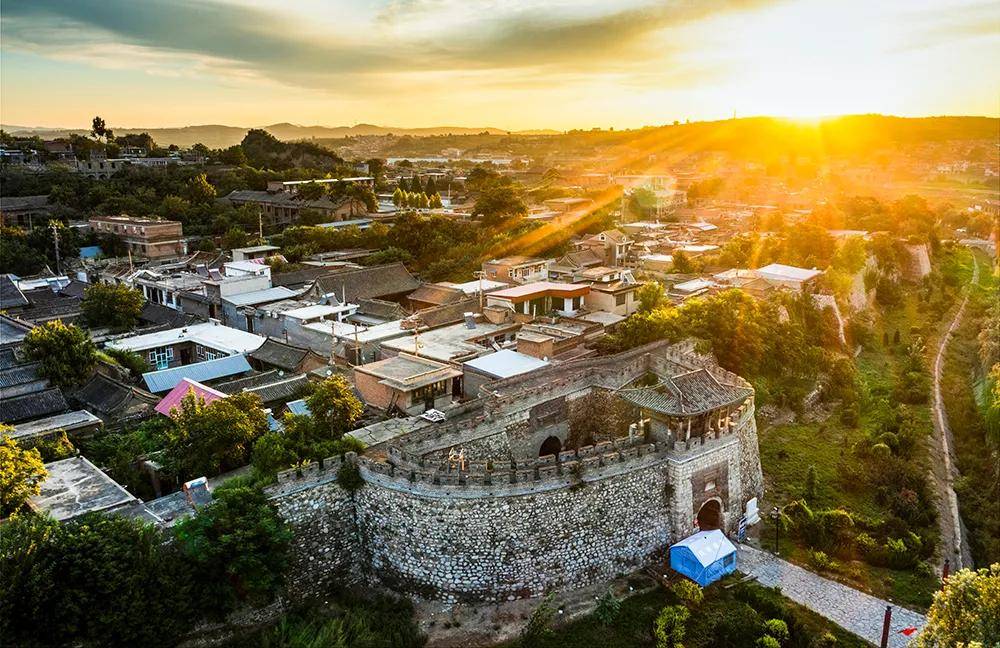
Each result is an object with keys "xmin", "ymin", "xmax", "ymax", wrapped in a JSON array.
[{"xmin": 1, "ymin": 0, "xmax": 777, "ymax": 93}]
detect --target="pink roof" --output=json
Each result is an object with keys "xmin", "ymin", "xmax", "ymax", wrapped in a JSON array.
[{"xmin": 155, "ymin": 378, "xmax": 226, "ymax": 417}]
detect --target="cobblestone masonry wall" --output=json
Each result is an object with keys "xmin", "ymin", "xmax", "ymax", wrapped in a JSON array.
[{"xmin": 265, "ymin": 415, "xmax": 762, "ymax": 604}]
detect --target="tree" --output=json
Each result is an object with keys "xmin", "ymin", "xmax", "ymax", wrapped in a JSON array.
[
  {"xmin": 0, "ymin": 513, "xmax": 195, "ymax": 647},
  {"xmin": 917, "ymin": 564, "xmax": 1000, "ymax": 647},
  {"xmin": 173, "ymin": 486, "xmax": 292, "ymax": 614},
  {"xmin": 474, "ymin": 183, "xmax": 527, "ymax": 225},
  {"xmin": 251, "ymin": 414, "xmax": 364, "ymax": 477},
  {"xmin": 429, "ymin": 193, "xmax": 443, "ymax": 209},
  {"xmin": 306, "ymin": 375, "xmax": 363, "ymax": 437},
  {"xmin": 637, "ymin": 281, "xmax": 666, "ymax": 312},
  {"xmin": 22, "ymin": 320, "xmax": 97, "ymax": 388},
  {"xmin": 81, "ymin": 282, "xmax": 144, "ymax": 330},
  {"xmin": 222, "ymin": 226, "xmax": 250, "ymax": 250},
  {"xmin": 296, "ymin": 181, "xmax": 326, "ymax": 201},
  {"xmin": 628, "ymin": 187, "xmax": 657, "ymax": 218},
  {"xmin": 672, "ymin": 249, "xmax": 694, "ymax": 273},
  {"xmin": 425, "ymin": 176, "xmax": 437, "ymax": 195},
  {"xmin": 0, "ymin": 433, "xmax": 47, "ymax": 517},
  {"xmin": 186, "ymin": 173, "xmax": 217, "ymax": 205},
  {"xmin": 164, "ymin": 391, "xmax": 270, "ymax": 479},
  {"xmin": 392, "ymin": 187, "xmax": 404, "ymax": 207},
  {"xmin": 90, "ymin": 115, "xmax": 110, "ymax": 142}
]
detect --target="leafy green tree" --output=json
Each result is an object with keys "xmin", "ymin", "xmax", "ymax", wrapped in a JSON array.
[
  {"xmin": 82, "ymin": 282, "xmax": 144, "ymax": 330},
  {"xmin": 474, "ymin": 183, "xmax": 527, "ymax": 225},
  {"xmin": 917, "ymin": 564, "xmax": 1000, "ymax": 647},
  {"xmin": 392, "ymin": 187, "xmax": 404, "ymax": 207},
  {"xmin": 429, "ymin": 192, "xmax": 443, "ymax": 209},
  {"xmin": 424, "ymin": 176, "xmax": 437, "ymax": 195},
  {"xmin": 672, "ymin": 249, "xmax": 694, "ymax": 273},
  {"xmin": 296, "ymin": 181, "xmax": 326, "ymax": 201},
  {"xmin": 306, "ymin": 375, "xmax": 363, "ymax": 437},
  {"xmin": 186, "ymin": 173, "xmax": 217, "ymax": 205},
  {"xmin": 164, "ymin": 391, "xmax": 270, "ymax": 479},
  {"xmin": 23, "ymin": 320, "xmax": 97, "ymax": 388},
  {"xmin": 519, "ymin": 593, "xmax": 556, "ymax": 645},
  {"xmin": 173, "ymin": 486, "xmax": 292, "ymax": 614},
  {"xmin": 0, "ymin": 513, "xmax": 195, "ymax": 647},
  {"xmin": 0, "ymin": 432, "xmax": 47, "ymax": 517},
  {"xmin": 222, "ymin": 226, "xmax": 250, "ymax": 250},
  {"xmin": 637, "ymin": 281, "xmax": 666, "ymax": 312},
  {"xmin": 628, "ymin": 187, "xmax": 657, "ymax": 218}
]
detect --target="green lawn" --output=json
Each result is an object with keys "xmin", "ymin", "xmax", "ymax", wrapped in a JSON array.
[{"xmin": 507, "ymin": 577, "xmax": 869, "ymax": 648}]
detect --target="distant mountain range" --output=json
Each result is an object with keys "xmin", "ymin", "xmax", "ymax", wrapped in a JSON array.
[{"xmin": 0, "ymin": 122, "xmax": 560, "ymax": 148}]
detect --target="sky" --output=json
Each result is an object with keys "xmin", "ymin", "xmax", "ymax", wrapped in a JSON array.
[{"xmin": 1, "ymin": 0, "xmax": 998, "ymax": 130}]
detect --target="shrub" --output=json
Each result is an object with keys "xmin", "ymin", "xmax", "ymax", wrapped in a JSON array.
[
  {"xmin": 756, "ymin": 636, "xmax": 781, "ymax": 648},
  {"xmin": 0, "ymin": 434, "xmax": 47, "ymax": 516},
  {"xmin": 671, "ymin": 579, "xmax": 704, "ymax": 607},
  {"xmin": 763, "ymin": 618, "xmax": 790, "ymax": 643},
  {"xmin": 520, "ymin": 593, "xmax": 556, "ymax": 645},
  {"xmin": 594, "ymin": 588, "xmax": 621, "ymax": 626},
  {"xmin": 654, "ymin": 604, "xmax": 689, "ymax": 648},
  {"xmin": 337, "ymin": 461, "xmax": 364, "ymax": 491},
  {"xmin": 807, "ymin": 550, "xmax": 833, "ymax": 571}
]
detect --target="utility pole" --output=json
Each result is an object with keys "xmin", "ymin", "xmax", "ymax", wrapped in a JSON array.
[
  {"xmin": 257, "ymin": 209, "xmax": 264, "ymax": 241},
  {"xmin": 50, "ymin": 221, "xmax": 61, "ymax": 275}
]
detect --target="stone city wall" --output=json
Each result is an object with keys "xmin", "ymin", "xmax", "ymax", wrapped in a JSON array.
[{"xmin": 264, "ymin": 415, "xmax": 761, "ymax": 604}]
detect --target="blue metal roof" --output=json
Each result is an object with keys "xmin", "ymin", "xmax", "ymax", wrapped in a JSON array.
[
  {"xmin": 79, "ymin": 246, "xmax": 103, "ymax": 259},
  {"xmin": 143, "ymin": 355, "xmax": 252, "ymax": 393},
  {"xmin": 286, "ymin": 398, "xmax": 311, "ymax": 416}
]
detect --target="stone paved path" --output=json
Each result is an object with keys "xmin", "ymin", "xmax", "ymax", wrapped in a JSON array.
[{"xmin": 739, "ymin": 545, "xmax": 926, "ymax": 647}]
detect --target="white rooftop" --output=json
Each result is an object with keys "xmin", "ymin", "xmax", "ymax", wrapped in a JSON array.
[
  {"xmin": 279, "ymin": 304, "xmax": 353, "ymax": 320},
  {"xmin": 673, "ymin": 279, "xmax": 714, "ymax": 293},
  {"xmin": 463, "ymin": 349, "xmax": 549, "ymax": 379},
  {"xmin": 442, "ymin": 279, "xmax": 509, "ymax": 294},
  {"xmin": 223, "ymin": 286, "xmax": 298, "ymax": 306},
  {"xmin": 756, "ymin": 263, "xmax": 823, "ymax": 282},
  {"xmin": 671, "ymin": 529, "xmax": 737, "ymax": 567},
  {"xmin": 677, "ymin": 244, "xmax": 719, "ymax": 254},
  {"xmin": 107, "ymin": 321, "xmax": 266, "ymax": 355}
]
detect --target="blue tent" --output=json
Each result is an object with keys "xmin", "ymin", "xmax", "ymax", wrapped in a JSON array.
[{"xmin": 669, "ymin": 529, "xmax": 738, "ymax": 586}]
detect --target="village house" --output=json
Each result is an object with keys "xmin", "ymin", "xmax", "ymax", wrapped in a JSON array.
[
  {"xmin": 481, "ymin": 256, "xmax": 551, "ymax": 284},
  {"xmin": 105, "ymin": 321, "xmax": 265, "ymax": 370},
  {"xmin": 0, "ymin": 195, "xmax": 53, "ymax": 227},
  {"xmin": 353, "ymin": 353, "xmax": 463, "ymax": 415},
  {"xmin": 573, "ymin": 230, "xmax": 634, "ymax": 266},
  {"xmin": 485, "ymin": 282, "xmax": 590, "ymax": 320},
  {"xmin": 89, "ymin": 215, "xmax": 187, "ymax": 260}
]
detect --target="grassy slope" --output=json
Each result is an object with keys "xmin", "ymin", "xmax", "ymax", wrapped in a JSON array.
[
  {"xmin": 757, "ymin": 251, "xmax": 979, "ymax": 610},
  {"xmin": 939, "ymin": 250, "xmax": 999, "ymax": 566}
]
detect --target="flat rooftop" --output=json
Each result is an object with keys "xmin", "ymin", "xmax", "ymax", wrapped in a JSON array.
[
  {"xmin": 463, "ymin": 349, "xmax": 549, "ymax": 379},
  {"xmin": 29, "ymin": 456, "xmax": 138, "ymax": 521},
  {"xmin": 355, "ymin": 354, "xmax": 462, "ymax": 390},
  {"xmin": 107, "ymin": 321, "xmax": 265, "ymax": 355}
]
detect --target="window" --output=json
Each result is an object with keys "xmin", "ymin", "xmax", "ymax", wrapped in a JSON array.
[
  {"xmin": 704, "ymin": 480, "xmax": 716, "ymax": 492},
  {"xmin": 724, "ymin": 554, "xmax": 735, "ymax": 566},
  {"xmin": 616, "ymin": 293, "xmax": 627, "ymax": 306},
  {"xmin": 148, "ymin": 346, "xmax": 174, "ymax": 370}
]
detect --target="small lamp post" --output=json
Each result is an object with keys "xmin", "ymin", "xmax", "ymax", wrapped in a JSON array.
[{"xmin": 769, "ymin": 506, "xmax": 781, "ymax": 554}]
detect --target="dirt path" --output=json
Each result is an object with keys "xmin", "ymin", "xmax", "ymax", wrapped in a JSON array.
[{"xmin": 928, "ymin": 254, "xmax": 977, "ymax": 571}]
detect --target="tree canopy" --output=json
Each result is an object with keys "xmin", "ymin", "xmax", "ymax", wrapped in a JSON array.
[
  {"xmin": 0, "ymin": 433, "xmax": 47, "ymax": 517},
  {"xmin": 22, "ymin": 320, "xmax": 98, "ymax": 388},
  {"xmin": 81, "ymin": 282, "xmax": 145, "ymax": 330}
]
